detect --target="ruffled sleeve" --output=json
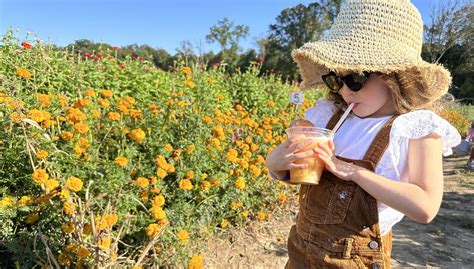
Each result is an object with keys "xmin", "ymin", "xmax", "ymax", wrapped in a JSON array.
[
  {"xmin": 304, "ymin": 99, "xmax": 335, "ymax": 128},
  {"xmin": 389, "ymin": 110, "xmax": 462, "ymax": 160}
]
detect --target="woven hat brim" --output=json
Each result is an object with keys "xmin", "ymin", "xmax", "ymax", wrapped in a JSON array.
[{"xmin": 292, "ymin": 42, "xmax": 452, "ymax": 100}]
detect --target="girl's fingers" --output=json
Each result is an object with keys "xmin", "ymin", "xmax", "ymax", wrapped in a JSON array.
[
  {"xmin": 317, "ymin": 143, "xmax": 333, "ymax": 157},
  {"xmin": 288, "ymin": 163, "xmax": 308, "ymax": 170},
  {"xmin": 289, "ymin": 150, "xmax": 315, "ymax": 161},
  {"xmin": 288, "ymin": 139, "xmax": 313, "ymax": 152},
  {"xmin": 283, "ymin": 135, "xmax": 305, "ymax": 148},
  {"xmin": 328, "ymin": 139, "xmax": 335, "ymax": 151}
]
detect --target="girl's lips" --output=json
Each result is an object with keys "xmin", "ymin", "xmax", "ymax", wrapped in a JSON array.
[{"xmin": 350, "ymin": 103, "xmax": 359, "ymax": 109}]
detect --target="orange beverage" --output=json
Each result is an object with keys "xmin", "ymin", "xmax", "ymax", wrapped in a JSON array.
[{"xmin": 286, "ymin": 127, "xmax": 332, "ymax": 185}]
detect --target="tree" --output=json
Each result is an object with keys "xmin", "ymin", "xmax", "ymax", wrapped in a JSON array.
[
  {"xmin": 263, "ymin": 1, "xmax": 342, "ymax": 80},
  {"xmin": 206, "ymin": 17, "xmax": 250, "ymax": 65},
  {"xmin": 175, "ymin": 40, "xmax": 197, "ymax": 66}
]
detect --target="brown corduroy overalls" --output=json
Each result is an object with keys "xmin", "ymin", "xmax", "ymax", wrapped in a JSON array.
[{"xmin": 285, "ymin": 112, "xmax": 398, "ymax": 269}]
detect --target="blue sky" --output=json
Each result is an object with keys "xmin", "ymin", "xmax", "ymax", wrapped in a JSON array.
[{"xmin": 0, "ymin": 0, "xmax": 453, "ymax": 54}]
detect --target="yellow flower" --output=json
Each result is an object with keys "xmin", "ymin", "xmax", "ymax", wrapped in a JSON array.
[
  {"xmin": 16, "ymin": 67, "xmax": 32, "ymax": 79},
  {"xmin": 146, "ymin": 223, "xmax": 161, "ymax": 237},
  {"xmin": 241, "ymin": 210, "xmax": 249, "ymax": 218},
  {"xmin": 257, "ymin": 212, "xmax": 266, "ymax": 221},
  {"xmin": 155, "ymin": 155, "xmax": 168, "ymax": 168},
  {"xmin": 151, "ymin": 206, "xmax": 167, "ymax": 220},
  {"xmin": 60, "ymin": 131, "xmax": 73, "ymax": 141},
  {"xmin": 84, "ymin": 89, "xmax": 96, "ymax": 97},
  {"xmin": 128, "ymin": 128, "xmax": 146, "ymax": 143},
  {"xmin": 156, "ymin": 168, "xmax": 168, "ymax": 179},
  {"xmin": 184, "ymin": 79, "xmax": 196, "ymax": 89},
  {"xmin": 91, "ymin": 109, "xmax": 101, "ymax": 118},
  {"xmin": 188, "ymin": 254, "xmax": 204, "ymax": 269},
  {"xmin": 210, "ymin": 178, "xmax": 221, "ymax": 187},
  {"xmin": 96, "ymin": 213, "xmax": 119, "ymax": 230},
  {"xmin": 135, "ymin": 177, "xmax": 149, "ymax": 188},
  {"xmin": 32, "ymin": 169, "xmax": 48, "ymax": 185},
  {"xmin": 152, "ymin": 195, "xmax": 165, "ymax": 207},
  {"xmin": 66, "ymin": 108, "xmax": 87, "ymax": 123},
  {"xmin": 63, "ymin": 202, "xmax": 76, "ymax": 216},
  {"xmin": 74, "ymin": 123, "xmax": 89, "ymax": 134},
  {"xmin": 57, "ymin": 253, "xmax": 71, "ymax": 266},
  {"xmin": 220, "ymin": 219, "xmax": 229, "ymax": 228},
  {"xmin": 101, "ymin": 90, "xmax": 113, "ymax": 98},
  {"xmin": 114, "ymin": 156, "xmax": 128, "ymax": 167},
  {"xmin": 181, "ymin": 67, "xmax": 192, "ymax": 76},
  {"xmin": 98, "ymin": 97, "xmax": 110, "ymax": 108},
  {"xmin": 186, "ymin": 144, "xmax": 195, "ymax": 154},
  {"xmin": 164, "ymin": 144, "xmax": 173, "ymax": 152},
  {"xmin": 98, "ymin": 236, "xmax": 111, "ymax": 250},
  {"xmin": 44, "ymin": 178, "xmax": 60, "ymax": 193},
  {"xmin": 62, "ymin": 221, "xmax": 75, "ymax": 233},
  {"xmin": 58, "ymin": 95, "xmax": 68, "ymax": 106},
  {"xmin": 0, "ymin": 196, "xmax": 15, "ymax": 208},
  {"xmin": 202, "ymin": 116, "xmax": 212, "ymax": 124},
  {"xmin": 249, "ymin": 165, "xmax": 261, "ymax": 177},
  {"xmin": 165, "ymin": 163, "xmax": 175, "ymax": 173},
  {"xmin": 76, "ymin": 246, "xmax": 90, "ymax": 258},
  {"xmin": 179, "ymin": 179, "xmax": 193, "ymax": 190},
  {"xmin": 36, "ymin": 150, "xmax": 48, "ymax": 159},
  {"xmin": 200, "ymin": 181, "xmax": 211, "ymax": 191},
  {"xmin": 234, "ymin": 177, "xmax": 246, "ymax": 190},
  {"xmin": 184, "ymin": 171, "xmax": 194, "ymax": 180},
  {"xmin": 107, "ymin": 112, "xmax": 121, "ymax": 121},
  {"xmin": 129, "ymin": 109, "xmax": 142, "ymax": 118},
  {"xmin": 25, "ymin": 213, "xmax": 39, "ymax": 224},
  {"xmin": 18, "ymin": 195, "xmax": 31, "ymax": 206},
  {"xmin": 277, "ymin": 192, "xmax": 287, "ymax": 204},
  {"xmin": 36, "ymin": 93, "xmax": 52, "ymax": 107},
  {"xmin": 65, "ymin": 177, "xmax": 83, "ymax": 192},
  {"xmin": 177, "ymin": 229, "xmax": 189, "ymax": 243},
  {"xmin": 27, "ymin": 109, "xmax": 50, "ymax": 123}
]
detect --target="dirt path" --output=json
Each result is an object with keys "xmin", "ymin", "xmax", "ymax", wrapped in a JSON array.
[{"xmin": 203, "ymin": 156, "xmax": 474, "ymax": 268}]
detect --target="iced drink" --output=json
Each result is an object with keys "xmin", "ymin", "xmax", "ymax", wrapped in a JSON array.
[{"xmin": 286, "ymin": 126, "xmax": 332, "ymax": 185}]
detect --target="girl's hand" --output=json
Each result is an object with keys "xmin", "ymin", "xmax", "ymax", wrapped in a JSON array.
[
  {"xmin": 312, "ymin": 140, "xmax": 366, "ymax": 181},
  {"xmin": 265, "ymin": 134, "xmax": 318, "ymax": 176}
]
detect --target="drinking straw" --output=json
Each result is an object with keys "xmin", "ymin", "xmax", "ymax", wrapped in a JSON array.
[{"xmin": 330, "ymin": 103, "xmax": 355, "ymax": 138}]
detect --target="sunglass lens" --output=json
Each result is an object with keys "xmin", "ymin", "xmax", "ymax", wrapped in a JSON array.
[
  {"xmin": 343, "ymin": 74, "xmax": 368, "ymax": 91},
  {"xmin": 323, "ymin": 74, "xmax": 342, "ymax": 92}
]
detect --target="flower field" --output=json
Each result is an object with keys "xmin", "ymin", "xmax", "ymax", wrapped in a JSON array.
[
  {"xmin": 1, "ymin": 30, "xmax": 471, "ymax": 268},
  {"xmin": 0, "ymin": 31, "xmax": 322, "ymax": 268}
]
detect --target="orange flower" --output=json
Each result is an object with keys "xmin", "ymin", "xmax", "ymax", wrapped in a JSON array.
[
  {"xmin": 98, "ymin": 98, "xmax": 110, "ymax": 108},
  {"xmin": 84, "ymin": 89, "xmax": 96, "ymax": 97},
  {"xmin": 107, "ymin": 112, "xmax": 121, "ymax": 121},
  {"xmin": 74, "ymin": 123, "xmax": 89, "ymax": 134},
  {"xmin": 32, "ymin": 169, "xmax": 48, "ymax": 184},
  {"xmin": 16, "ymin": 67, "xmax": 32, "ymax": 79},
  {"xmin": 128, "ymin": 128, "xmax": 146, "ymax": 143},
  {"xmin": 76, "ymin": 246, "xmax": 90, "ymax": 258},
  {"xmin": 61, "ymin": 131, "xmax": 74, "ymax": 141},
  {"xmin": 151, "ymin": 206, "xmax": 167, "ymax": 220},
  {"xmin": 63, "ymin": 202, "xmax": 76, "ymax": 216},
  {"xmin": 188, "ymin": 254, "xmax": 204, "ymax": 269},
  {"xmin": 234, "ymin": 177, "xmax": 246, "ymax": 190},
  {"xmin": 135, "ymin": 177, "xmax": 149, "ymax": 188},
  {"xmin": 62, "ymin": 222, "xmax": 75, "ymax": 233},
  {"xmin": 146, "ymin": 223, "xmax": 161, "ymax": 237},
  {"xmin": 65, "ymin": 177, "xmax": 83, "ymax": 192},
  {"xmin": 114, "ymin": 156, "xmax": 128, "ymax": 167},
  {"xmin": 152, "ymin": 195, "xmax": 165, "ymax": 207},
  {"xmin": 101, "ymin": 90, "xmax": 113, "ymax": 98},
  {"xmin": 179, "ymin": 179, "xmax": 193, "ymax": 190},
  {"xmin": 36, "ymin": 150, "xmax": 48, "ymax": 159},
  {"xmin": 98, "ymin": 236, "xmax": 111, "ymax": 250},
  {"xmin": 177, "ymin": 229, "xmax": 189, "ymax": 243},
  {"xmin": 200, "ymin": 181, "xmax": 211, "ymax": 191}
]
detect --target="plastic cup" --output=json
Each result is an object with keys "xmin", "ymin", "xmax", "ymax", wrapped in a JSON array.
[{"xmin": 285, "ymin": 126, "xmax": 332, "ymax": 185}]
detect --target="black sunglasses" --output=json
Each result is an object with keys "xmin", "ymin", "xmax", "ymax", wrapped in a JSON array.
[{"xmin": 322, "ymin": 71, "xmax": 371, "ymax": 93}]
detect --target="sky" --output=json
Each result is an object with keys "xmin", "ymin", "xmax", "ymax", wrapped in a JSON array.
[{"xmin": 0, "ymin": 0, "xmax": 458, "ymax": 54}]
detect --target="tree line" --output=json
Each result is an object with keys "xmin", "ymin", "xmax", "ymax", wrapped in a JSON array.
[{"xmin": 66, "ymin": 0, "xmax": 473, "ymax": 102}]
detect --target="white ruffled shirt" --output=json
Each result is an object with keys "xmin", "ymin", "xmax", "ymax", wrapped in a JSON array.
[{"xmin": 305, "ymin": 100, "xmax": 461, "ymax": 235}]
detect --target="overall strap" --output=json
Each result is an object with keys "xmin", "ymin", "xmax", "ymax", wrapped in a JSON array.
[
  {"xmin": 362, "ymin": 115, "xmax": 398, "ymax": 167},
  {"xmin": 325, "ymin": 110, "xmax": 399, "ymax": 167}
]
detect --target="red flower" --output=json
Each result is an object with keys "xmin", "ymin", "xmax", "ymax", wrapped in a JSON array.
[
  {"xmin": 92, "ymin": 55, "xmax": 99, "ymax": 61},
  {"xmin": 258, "ymin": 57, "xmax": 265, "ymax": 63},
  {"xmin": 118, "ymin": 64, "xmax": 126, "ymax": 69},
  {"xmin": 84, "ymin": 53, "xmax": 92, "ymax": 58},
  {"xmin": 107, "ymin": 55, "xmax": 113, "ymax": 59},
  {"xmin": 131, "ymin": 55, "xmax": 137, "ymax": 60},
  {"xmin": 139, "ymin": 56, "xmax": 145, "ymax": 61},
  {"xmin": 21, "ymin": 41, "xmax": 32, "ymax": 49}
]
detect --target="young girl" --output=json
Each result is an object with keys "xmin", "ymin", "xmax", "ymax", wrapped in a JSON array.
[{"xmin": 265, "ymin": 0, "xmax": 461, "ymax": 268}]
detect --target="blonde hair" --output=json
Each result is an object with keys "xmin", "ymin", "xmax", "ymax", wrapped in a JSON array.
[{"xmin": 327, "ymin": 68, "xmax": 445, "ymax": 115}]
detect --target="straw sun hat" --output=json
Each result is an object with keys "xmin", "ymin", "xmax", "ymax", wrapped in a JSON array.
[{"xmin": 292, "ymin": 0, "xmax": 452, "ymax": 99}]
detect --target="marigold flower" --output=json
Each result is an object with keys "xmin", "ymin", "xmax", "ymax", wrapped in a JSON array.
[
  {"xmin": 155, "ymin": 155, "xmax": 168, "ymax": 168},
  {"xmin": 32, "ymin": 169, "xmax": 48, "ymax": 184},
  {"xmin": 188, "ymin": 254, "xmax": 204, "ymax": 269},
  {"xmin": 18, "ymin": 195, "xmax": 31, "ymax": 206},
  {"xmin": 186, "ymin": 144, "xmax": 195, "ymax": 154},
  {"xmin": 200, "ymin": 181, "xmax": 211, "ymax": 191},
  {"xmin": 156, "ymin": 168, "xmax": 168, "ymax": 179},
  {"xmin": 36, "ymin": 150, "xmax": 48, "ymax": 159},
  {"xmin": 36, "ymin": 93, "xmax": 52, "ymax": 107},
  {"xmin": 62, "ymin": 221, "xmax": 75, "ymax": 233},
  {"xmin": 107, "ymin": 112, "xmax": 121, "ymax": 121},
  {"xmin": 257, "ymin": 212, "xmax": 266, "ymax": 221},
  {"xmin": 74, "ymin": 123, "xmax": 89, "ymax": 134},
  {"xmin": 66, "ymin": 177, "xmax": 83, "ymax": 192},
  {"xmin": 66, "ymin": 108, "xmax": 87, "ymax": 123},
  {"xmin": 27, "ymin": 109, "xmax": 50, "ymax": 123},
  {"xmin": 0, "ymin": 196, "xmax": 15, "ymax": 208},
  {"xmin": 184, "ymin": 171, "xmax": 194, "ymax": 180},
  {"xmin": 165, "ymin": 163, "xmax": 175, "ymax": 173},
  {"xmin": 220, "ymin": 219, "xmax": 229, "ymax": 228},
  {"xmin": 74, "ymin": 98, "xmax": 89, "ymax": 109},
  {"xmin": 184, "ymin": 79, "xmax": 196, "ymax": 89},
  {"xmin": 181, "ymin": 67, "xmax": 192, "ymax": 76},
  {"xmin": 129, "ymin": 109, "xmax": 142, "ymax": 118},
  {"xmin": 135, "ymin": 177, "xmax": 149, "ymax": 188},
  {"xmin": 210, "ymin": 178, "xmax": 221, "ymax": 187},
  {"xmin": 241, "ymin": 210, "xmax": 249, "ymax": 218},
  {"xmin": 63, "ymin": 202, "xmax": 76, "ymax": 216},
  {"xmin": 146, "ymin": 223, "xmax": 161, "ymax": 237},
  {"xmin": 44, "ymin": 178, "xmax": 60, "ymax": 193},
  {"xmin": 164, "ymin": 144, "xmax": 173, "ymax": 152},
  {"xmin": 114, "ymin": 156, "xmax": 128, "ymax": 167},
  {"xmin": 59, "ymin": 189, "xmax": 70, "ymax": 200},
  {"xmin": 177, "ymin": 229, "xmax": 189, "ymax": 243},
  {"xmin": 16, "ymin": 67, "xmax": 32, "ymax": 79},
  {"xmin": 179, "ymin": 179, "xmax": 193, "ymax": 190},
  {"xmin": 152, "ymin": 195, "xmax": 165, "ymax": 207},
  {"xmin": 151, "ymin": 206, "xmax": 167, "ymax": 220},
  {"xmin": 82, "ymin": 223, "xmax": 92, "ymax": 235},
  {"xmin": 57, "ymin": 253, "xmax": 71, "ymax": 266},
  {"xmin": 84, "ymin": 89, "xmax": 96, "ymax": 97},
  {"xmin": 249, "ymin": 165, "xmax": 261, "ymax": 177},
  {"xmin": 128, "ymin": 128, "xmax": 146, "ymax": 143},
  {"xmin": 277, "ymin": 192, "xmax": 287, "ymax": 204},
  {"xmin": 98, "ymin": 236, "xmax": 111, "ymax": 250},
  {"xmin": 234, "ymin": 177, "xmax": 246, "ymax": 190},
  {"xmin": 101, "ymin": 90, "xmax": 113, "ymax": 98},
  {"xmin": 96, "ymin": 213, "xmax": 118, "ymax": 230}
]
